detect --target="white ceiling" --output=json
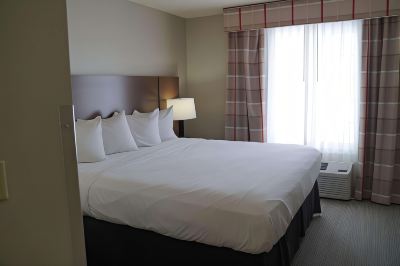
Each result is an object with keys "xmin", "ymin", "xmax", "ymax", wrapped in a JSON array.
[{"xmin": 128, "ymin": 0, "xmax": 270, "ymax": 18}]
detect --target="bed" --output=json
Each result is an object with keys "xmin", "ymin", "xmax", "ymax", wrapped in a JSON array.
[{"xmin": 72, "ymin": 75, "xmax": 322, "ymax": 266}]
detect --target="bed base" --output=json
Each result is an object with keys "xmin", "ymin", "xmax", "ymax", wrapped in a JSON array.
[{"xmin": 83, "ymin": 182, "xmax": 321, "ymax": 266}]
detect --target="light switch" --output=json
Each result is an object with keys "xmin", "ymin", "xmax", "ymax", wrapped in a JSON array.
[{"xmin": 0, "ymin": 161, "xmax": 9, "ymax": 201}]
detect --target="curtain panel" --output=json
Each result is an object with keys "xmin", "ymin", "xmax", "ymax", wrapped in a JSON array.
[
  {"xmin": 224, "ymin": 0, "xmax": 400, "ymax": 32},
  {"xmin": 225, "ymin": 30, "xmax": 266, "ymax": 142},
  {"xmin": 355, "ymin": 16, "xmax": 400, "ymax": 205}
]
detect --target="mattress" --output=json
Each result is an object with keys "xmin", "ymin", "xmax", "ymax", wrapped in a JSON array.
[{"xmin": 78, "ymin": 138, "xmax": 321, "ymax": 254}]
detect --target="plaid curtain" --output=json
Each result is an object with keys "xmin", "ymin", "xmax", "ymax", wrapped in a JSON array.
[
  {"xmin": 225, "ymin": 29, "xmax": 266, "ymax": 142},
  {"xmin": 224, "ymin": 0, "xmax": 400, "ymax": 32},
  {"xmin": 355, "ymin": 16, "xmax": 400, "ymax": 205}
]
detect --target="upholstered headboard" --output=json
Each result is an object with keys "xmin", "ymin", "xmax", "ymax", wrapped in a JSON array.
[{"xmin": 71, "ymin": 75, "xmax": 179, "ymax": 133}]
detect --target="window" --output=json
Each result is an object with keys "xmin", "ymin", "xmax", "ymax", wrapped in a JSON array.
[{"xmin": 265, "ymin": 20, "xmax": 362, "ymax": 162}]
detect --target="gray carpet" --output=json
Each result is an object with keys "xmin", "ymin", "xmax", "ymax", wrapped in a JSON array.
[{"xmin": 291, "ymin": 199, "xmax": 400, "ymax": 266}]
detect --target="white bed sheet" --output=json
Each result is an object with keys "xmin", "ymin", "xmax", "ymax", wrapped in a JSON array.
[{"xmin": 78, "ymin": 138, "xmax": 321, "ymax": 254}]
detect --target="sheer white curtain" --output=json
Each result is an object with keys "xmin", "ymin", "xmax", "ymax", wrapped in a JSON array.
[{"xmin": 265, "ymin": 20, "xmax": 362, "ymax": 162}]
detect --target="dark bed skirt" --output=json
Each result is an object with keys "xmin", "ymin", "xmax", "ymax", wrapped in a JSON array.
[{"xmin": 83, "ymin": 182, "xmax": 321, "ymax": 266}]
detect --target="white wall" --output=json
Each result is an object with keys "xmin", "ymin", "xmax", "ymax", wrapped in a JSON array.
[
  {"xmin": 67, "ymin": 0, "xmax": 187, "ymax": 94},
  {"xmin": 185, "ymin": 15, "xmax": 227, "ymax": 139},
  {"xmin": 0, "ymin": 0, "xmax": 86, "ymax": 265}
]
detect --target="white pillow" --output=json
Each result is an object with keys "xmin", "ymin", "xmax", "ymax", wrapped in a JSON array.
[
  {"xmin": 159, "ymin": 107, "xmax": 178, "ymax": 141},
  {"xmin": 102, "ymin": 111, "xmax": 138, "ymax": 155},
  {"xmin": 75, "ymin": 116, "xmax": 106, "ymax": 163},
  {"xmin": 127, "ymin": 109, "xmax": 162, "ymax": 147}
]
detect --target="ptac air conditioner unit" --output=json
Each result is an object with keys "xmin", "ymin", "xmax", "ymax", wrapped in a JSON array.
[{"xmin": 318, "ymin": 162, "xmax": 352, "ymax": 200}]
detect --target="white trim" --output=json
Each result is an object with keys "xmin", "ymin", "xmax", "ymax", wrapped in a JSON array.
[
  {"xmin": 360, "ymin": 132, "xmax": 400, "ymax": 137},
  {"xmin": 226, "ymin": 101, "xmax": 246, "ymax": 104},
  {"xmin": 225, "ymin": 126, "xmax": 264, "ymax": 131},
  {"xmin": 361, "ymin": 70, "xmax": 399, "ymax": 74},
  {"xmin": 226, "ymin": 101, "xmax": 265, "ymax": 105},
  {"xmin": 371, "ymin": 192, "xmax": 391, "ymax": 199},
  {"xmin": 228, "ymin": 49, "xmax": 265, "ymax": 52},
  {"xmin": 227, "ymin": 75, "xmax": 265, "ymax": 78},
  {"xmin": 226, "ymin": 126, "xmax": 248, "ymax": 129},
  {"xmin": 360, "ymin": 102, "xmax": 400, "ymax": 105},
  {"xmin": 363, "ymin": 37, "xmax": 400, "ymax": 42},
  {"xmin": 358, "ymin": 162, "xmax": 400, "ymax": 168}
]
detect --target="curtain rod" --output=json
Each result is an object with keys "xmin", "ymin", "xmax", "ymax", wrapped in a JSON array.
[{"xmin": 223, "ymin": 0, "xmax": 288, "ymax": 10}]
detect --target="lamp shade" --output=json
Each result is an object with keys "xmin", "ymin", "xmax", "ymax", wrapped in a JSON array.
[{"xmin": 166, "ymin": 98, "xmax": 196, "ymax": 121}]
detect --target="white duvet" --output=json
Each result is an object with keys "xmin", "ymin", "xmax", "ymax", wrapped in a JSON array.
[{"xmin": 78, "ymin": 138, "xmax": 321, "ymax": 254}]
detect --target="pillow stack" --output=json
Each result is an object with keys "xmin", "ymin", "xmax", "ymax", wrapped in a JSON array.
[{"xmin": 75, "ymin": 107, "xmax": 177, "ymax": 163}]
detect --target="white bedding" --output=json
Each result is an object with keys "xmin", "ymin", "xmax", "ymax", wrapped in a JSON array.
[{"xmin": 78, "ymin": 138, "xmax": 321, "ymax": 254}]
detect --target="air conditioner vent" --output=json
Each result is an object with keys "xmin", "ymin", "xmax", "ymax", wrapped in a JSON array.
[{"xmin": 318, "ymin": 162, "xmax": 352, "ymax": 200}]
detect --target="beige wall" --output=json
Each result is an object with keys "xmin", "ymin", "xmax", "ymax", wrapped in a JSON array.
[
  {"xmin": 67, "ymin": 1, "xmax": 227, "ymax": 139},
  {"xmin": 0, "ymin": 0, "xmax": 85, "ymax": 265},
  {"xmin": 185, "ymin": 15, "xmax": 227, "ymax": 139},
  {"xmin": 67, "ymin": 0, "xmax": 187, "ymax": 94}
]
